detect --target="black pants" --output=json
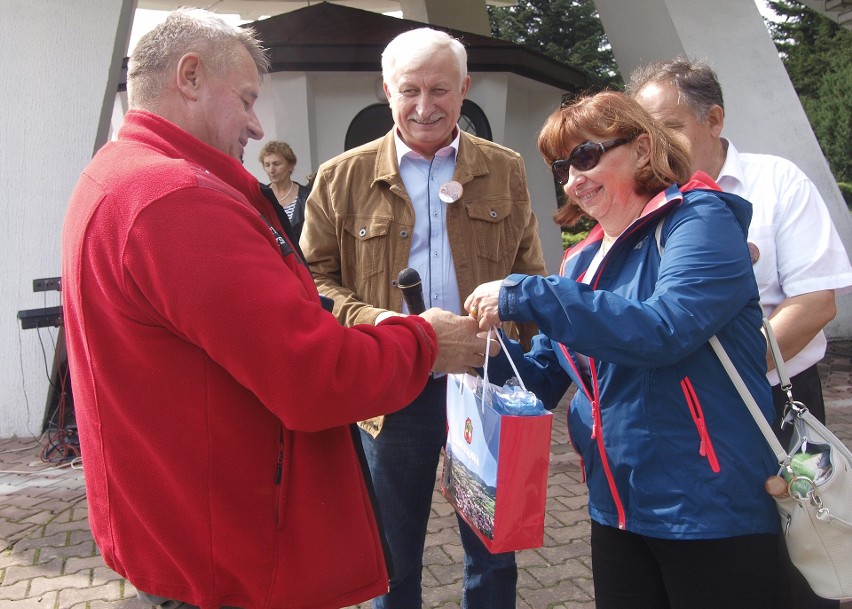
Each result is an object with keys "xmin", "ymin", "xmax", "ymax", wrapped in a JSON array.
[
  {"xmin": 590, "ymin": 521, "xmax": 783, "ymax": 609},
  {"xmin": 771, "ymin": 365, "xmax": 839, "ymax": 609}
]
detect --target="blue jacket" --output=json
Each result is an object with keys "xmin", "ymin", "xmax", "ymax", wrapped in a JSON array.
[{"xmin": 495, "ymin": 175, "xmax": 779, "ymax": 539}]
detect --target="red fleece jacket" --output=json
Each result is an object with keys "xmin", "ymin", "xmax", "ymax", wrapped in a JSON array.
[{"xmin": 61, "ymin": 110, "xmax": 437, "ymax": 609}]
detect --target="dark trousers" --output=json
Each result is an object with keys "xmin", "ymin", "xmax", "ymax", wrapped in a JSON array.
[
  {"xmin": 590, "ymin": 521, "xmax": 783, "ymax": 609},
  {"xmin": 359, "ymin": 376, "xmax": 517, "ymax": 609},
  {"xmin": 771, "ymin": 365, "xmax": 839, "ymax": 609}
]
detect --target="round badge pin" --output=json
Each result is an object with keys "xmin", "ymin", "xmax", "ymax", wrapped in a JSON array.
[
  {"xmin": 748, "ymin": 242, "xmax": 760, "ymax": 265},
  {"xmin": 439, "ymin": 180, "xmax": 463, "ymax": 203}
]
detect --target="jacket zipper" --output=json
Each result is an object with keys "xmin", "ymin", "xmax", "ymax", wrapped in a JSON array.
[
  {"xmin": 680, "ymin": 377, "xmax": 721, "ymax": 472},
  {"xmin": 590, "ymin": 359, "xmax": 626, "ymax": 529},
  {"xmin": 274, "ymin": 427, "xmax": 285, "ymax": 528},
  {"xmin": 560, "ymin": 253, "xmax": 622, "ymax": 520}
]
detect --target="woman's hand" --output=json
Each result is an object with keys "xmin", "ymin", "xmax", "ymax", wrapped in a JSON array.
[{"xmin": 464, "ymin": 280, "xmax": 504, "ymax": 331}]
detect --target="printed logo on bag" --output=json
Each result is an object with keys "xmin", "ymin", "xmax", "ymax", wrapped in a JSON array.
[{"xmin": 464, "ymin": 418, "xmax": 473, "ymax": 444}]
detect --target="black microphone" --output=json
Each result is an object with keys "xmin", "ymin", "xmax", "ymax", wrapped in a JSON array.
[{"xmin": 397, "ymin": 267, "xmax": 426, "ymax": 315}]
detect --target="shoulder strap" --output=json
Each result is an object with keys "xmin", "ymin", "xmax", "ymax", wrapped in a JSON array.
[{"xmin": 709, "ymin": 321, "xmax": 788, "ymax": 463}]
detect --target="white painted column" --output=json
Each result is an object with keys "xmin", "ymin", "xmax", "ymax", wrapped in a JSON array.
[
  {"xmin": 595, "ymin": 0, "xmax": 852, "ymax": 338},
  {"xmin": 399, "ymin": 0, "xmax": 491, "ymax": 35},
  {"xmin": 0, "ymin": 0, "xmax": 136, "ymax": 437}
]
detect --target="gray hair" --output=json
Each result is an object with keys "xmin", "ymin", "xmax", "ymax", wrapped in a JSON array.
[
  {"xmin": 381, "ymin": 28, "xmax": 467, "ymax": 89},
  {"xmin": 128, "ymin": 7, "xmax": 269, "ymax": 108},
  {"xmin": 626, "ymin": 56, "xmax": 724, "ymax": 120}
]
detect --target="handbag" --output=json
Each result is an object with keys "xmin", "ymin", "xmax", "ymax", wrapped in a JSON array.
[
  {"xmin": 441, "ymin": 329, "xmax": 553, "ymax": 553},
  {"xmin": 710, "ymin": 320, "xmax": 852, "ymax": 600}
]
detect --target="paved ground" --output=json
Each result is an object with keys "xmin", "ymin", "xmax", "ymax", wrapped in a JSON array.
[{"xmin": 1, "ymin": 341, "xmax": 851, "ymax": 609}]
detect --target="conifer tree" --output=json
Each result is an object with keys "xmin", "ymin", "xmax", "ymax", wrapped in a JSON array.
[{"xmin": 766, "ymin": 0, "xmax": 852, "ymax": 187}]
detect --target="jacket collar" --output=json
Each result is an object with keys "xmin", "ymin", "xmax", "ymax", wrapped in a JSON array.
[
  {"xmin": 120, "ymin": 109, "xmax": 261, "ymax": 197},
  {"xmin": 372, "ymin": 129, "xmax": 490, "ymax": 190},
  {"xmin": 560, "ymin": 171, "xmax": 723, "ymax": 271},
  {"xmin": 120, "ymin": 109, "xmax": 285, "ymax": 235},
  {"xmin": 393, "ymin": 126, "xmax": 460, "ymax": 166}
]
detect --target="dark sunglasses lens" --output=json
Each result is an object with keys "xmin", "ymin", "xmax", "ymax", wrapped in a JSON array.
[
  {"xmin": 571, "ymin": 144, "xmax": 602, "ymax": 171},
  {"xmin": 551, "ymin": 160, "xmax": 571, "ymax": 185}
]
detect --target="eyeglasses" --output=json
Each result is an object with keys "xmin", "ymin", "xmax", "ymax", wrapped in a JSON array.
[{"xmin": 550, "ymin": 138, "xmax": 633, "ymax": 185}]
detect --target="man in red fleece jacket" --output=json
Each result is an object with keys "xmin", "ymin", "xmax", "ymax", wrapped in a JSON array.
[{"xmin": 61, "ymin": 8, "xmax": 491, "ymax": 609}]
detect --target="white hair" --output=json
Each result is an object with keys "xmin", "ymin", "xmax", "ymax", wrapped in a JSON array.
[{"xmin": 381, "ymin": 28, "xmax": 467, "ymax": 89}]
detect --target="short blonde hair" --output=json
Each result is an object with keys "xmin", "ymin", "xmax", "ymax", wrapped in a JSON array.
[{"xmin": 128, "ymin": 7, "xmax": 269, "ymax": 108}]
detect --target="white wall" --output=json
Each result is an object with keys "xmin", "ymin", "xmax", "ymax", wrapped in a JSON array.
[
  {"xmin": 245, "ymin": 71, "xmax": 317, "ymax": 183},
  {"xmin": 0, "ymin": 1, "xmax": 135, "ymax": 438},
  {"xmin": 595, "ymin": 0, "xmax": 852, "ymax": 339},
  {"xmin": 498, "ymin": 73, "xmax": 567, "ymax": 274}
]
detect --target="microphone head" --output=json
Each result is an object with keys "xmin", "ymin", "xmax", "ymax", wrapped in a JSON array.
[{"xmin": 397, "ymin": 267, "xmax": 422, "ymax": 289}]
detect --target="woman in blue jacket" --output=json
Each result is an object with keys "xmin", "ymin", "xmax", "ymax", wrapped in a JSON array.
[{"xmin": 466, "ymin": 91, "xmax": 782, "ymax": 609}]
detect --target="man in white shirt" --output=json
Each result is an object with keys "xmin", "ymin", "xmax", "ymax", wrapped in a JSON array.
[{"xmin": 629, "ymin": 56, "xmax": 852, "ymax": 609}]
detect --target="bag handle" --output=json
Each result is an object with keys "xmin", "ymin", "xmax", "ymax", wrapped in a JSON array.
[
  {"xmin": 481, "ymin": 326, "xmax": 528, "ymax": 402},
  {"xmin": 709, "ymin": 320, "xmax": 788, "ymax": 463}
]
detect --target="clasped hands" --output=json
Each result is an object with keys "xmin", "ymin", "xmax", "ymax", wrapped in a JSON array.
[
  {"xmin": 419, "ymin": 308, "xmax": 497, "ymax": 374},
  {"xmin": 418, "ymin": 280, "xmax": 504, "ymax": 374}
]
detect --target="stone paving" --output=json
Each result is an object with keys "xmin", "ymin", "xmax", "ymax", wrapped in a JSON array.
[{"xmin": 1, "ymin": 341, "xmax": 850, "ymax": 609}]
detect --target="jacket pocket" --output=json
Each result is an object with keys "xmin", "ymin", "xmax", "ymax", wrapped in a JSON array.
[
  {"xmin": 463, "ymin": 198, "xmax": 518, "ymax": 263},
  {"xmin": 342, "ymin": 215, "xmax": 391, "ymax": 280},
  {"xmin": 680, "ymin": 376, "xmax": 721, "ymax": 473}
]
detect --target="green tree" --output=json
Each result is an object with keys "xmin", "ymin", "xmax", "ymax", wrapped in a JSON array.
[
  {"xmin": 766, "ymin": 0, "xmax": 852, "ymax": 185},
  {"xmin": 489, "ymin": 0, "xmax": 620, "ymax": 245},
  {"xmin": 488, "ymin": 0, "xmax": 622, "ymax": 90}
]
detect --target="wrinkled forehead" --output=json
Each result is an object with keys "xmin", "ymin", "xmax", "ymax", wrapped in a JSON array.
[
  {"xmin": 388, "ymin": 48, "xmax": 464, "ymax": 88},
  {"xmin": 641, "ymin": 81, "xmax": 699, "ymax": 118}
]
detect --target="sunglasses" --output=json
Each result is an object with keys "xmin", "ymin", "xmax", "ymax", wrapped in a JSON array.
[{"xmin": 550, "ymin": 137, "xmax": 633, "ymax": 185}]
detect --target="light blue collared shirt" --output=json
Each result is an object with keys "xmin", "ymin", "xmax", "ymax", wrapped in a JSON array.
[{"xmin": 395, "ymin": 128, "xmax": 462, "ymax": 315}]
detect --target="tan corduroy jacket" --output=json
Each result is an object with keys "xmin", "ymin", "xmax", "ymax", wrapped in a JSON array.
[{"xmin": 300, "ymin": 129, "xmax": 547, "ymax": 436}]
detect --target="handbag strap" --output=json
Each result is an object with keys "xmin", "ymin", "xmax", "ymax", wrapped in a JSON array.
[
  {"xmin": 763, "ymin": 316, "xmax": 796, "ymax": 406},
  {"xmin": 709, "ymin": 321, "xmax": 788, "ymax": 463}
]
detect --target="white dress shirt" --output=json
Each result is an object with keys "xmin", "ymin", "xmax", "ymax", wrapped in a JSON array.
[
  {"xmin": 395, "ymin": 128, "xmax": 462, "ymax": 315},
  {"xmin": 716, "ymin": 139, "xmax": 852, "ymax": 383}
]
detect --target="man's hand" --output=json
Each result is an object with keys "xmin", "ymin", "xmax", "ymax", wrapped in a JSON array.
[{"xmin": 419, "ymin": 308, "xmax": 500, "ymax": 373}]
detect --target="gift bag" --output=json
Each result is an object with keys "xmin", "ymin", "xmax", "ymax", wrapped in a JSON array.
[{"xmin": 440, "ymin": 332, "xmax": 552, "ymax": 553}]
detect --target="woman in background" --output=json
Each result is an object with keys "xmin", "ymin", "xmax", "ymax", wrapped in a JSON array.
[{"xmin": 259, "ymin": 140, "xmax": 310, "ymax": 238}]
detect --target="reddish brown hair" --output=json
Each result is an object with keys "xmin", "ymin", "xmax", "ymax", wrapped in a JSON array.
[{"xmin": 538, "ymin": 90, "xmax": 691, "ymax": 226}]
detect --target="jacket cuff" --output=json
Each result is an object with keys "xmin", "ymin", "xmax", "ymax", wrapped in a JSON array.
[
  {"xmin": 499, "ymin": 274, "xmax": 527, "ymax": 320},
  {"xmin": 354, "ymin": 306, "xmax": 384, "ymax": 326}
]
